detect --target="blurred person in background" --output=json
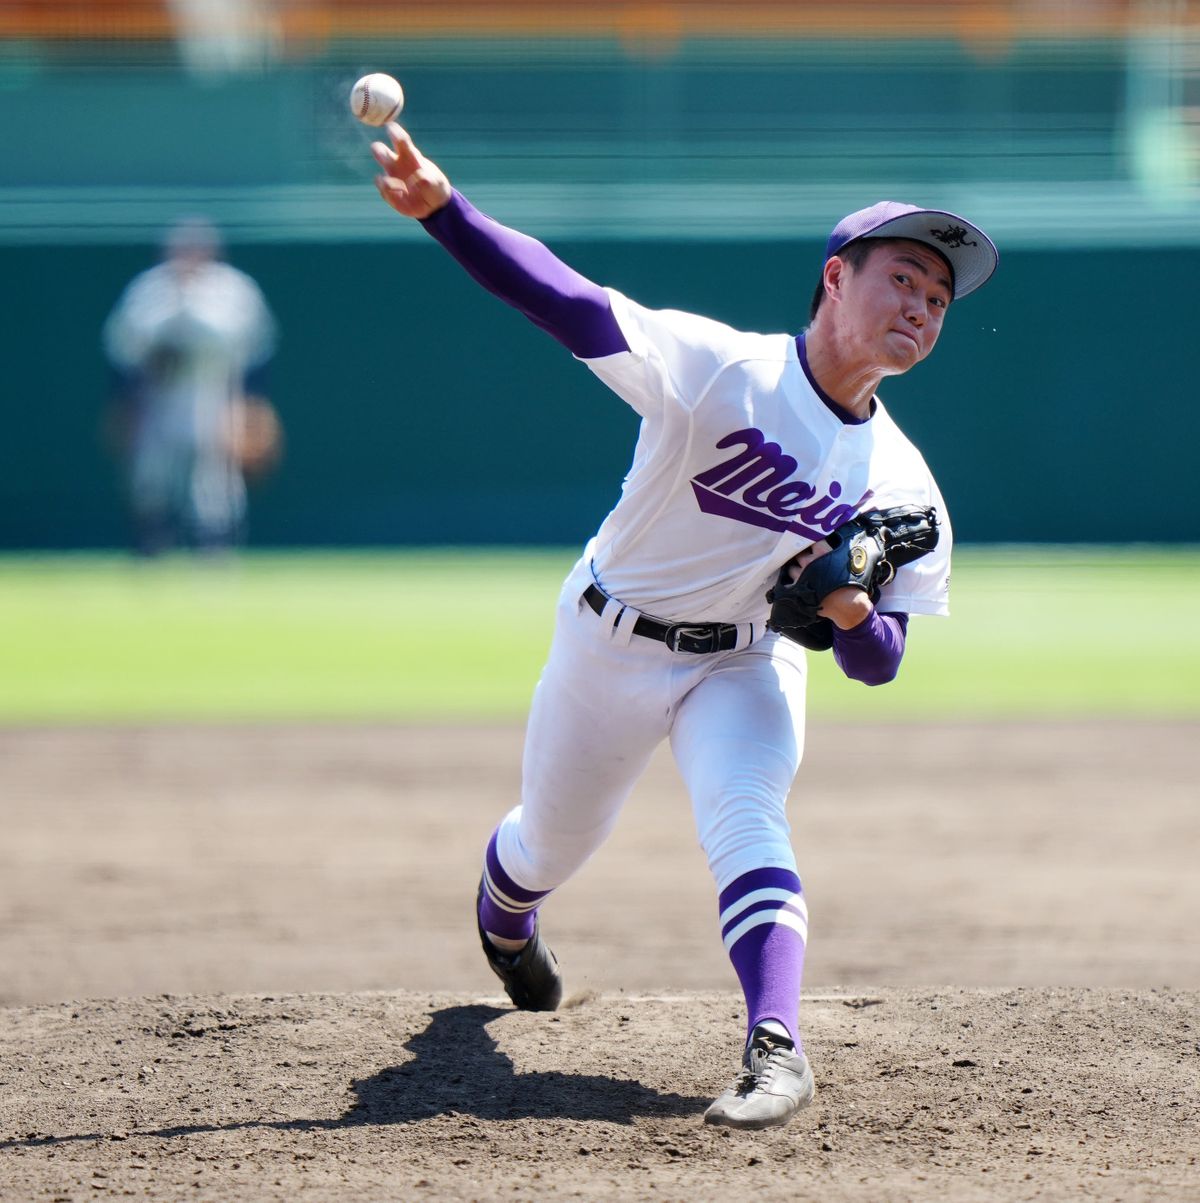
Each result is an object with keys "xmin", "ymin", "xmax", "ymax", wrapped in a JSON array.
[{"xmin": 102, "ymin": 217, "xmax": 281, "ymax": 556}]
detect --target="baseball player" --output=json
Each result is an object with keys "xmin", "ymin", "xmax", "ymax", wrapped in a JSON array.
[
  {"xmin": 371, "ymin": 124, "xmax": 997, "ymax": 1130},
  {"xmin": 103, "ymin": 217, "xmax": 277, "ymax": 555}
]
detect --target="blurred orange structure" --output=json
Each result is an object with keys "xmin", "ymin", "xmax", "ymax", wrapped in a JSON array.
[{"xmin": 1, "ymin": 0, "xmax": 1195, "ymax": 45}]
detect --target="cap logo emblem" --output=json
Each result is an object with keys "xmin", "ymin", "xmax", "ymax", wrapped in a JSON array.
[{"xmin": 929, "ymin": 224, "xmax": 977, "ymax": 249}]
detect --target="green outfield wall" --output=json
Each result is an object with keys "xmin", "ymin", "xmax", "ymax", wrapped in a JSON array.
[
  {"xmin": 4, "ymin": 33, "xmax": 1198, "ymax": 548},
  {"xmin": 3, "ymin": 236, "xmax": 1192, "ymax": 549}
]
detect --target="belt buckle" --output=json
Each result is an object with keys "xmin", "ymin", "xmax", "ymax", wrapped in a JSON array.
[{"xmin": 666, "ymin": 624, "xmax": 717, "ymax": 654}]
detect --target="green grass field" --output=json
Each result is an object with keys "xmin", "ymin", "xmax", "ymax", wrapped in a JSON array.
[{"xmin": 2, "ymin": 547, "xmax": 1197, "ymax": 723}]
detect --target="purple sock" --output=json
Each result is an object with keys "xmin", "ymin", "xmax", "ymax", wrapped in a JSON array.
[
  {"xmin": 719, "ymin": 867, "xmax": 808, "ymax": 1050},
  {"xmin": 477, "ymin": 828, "xmax": 551, "ymax": 943}
]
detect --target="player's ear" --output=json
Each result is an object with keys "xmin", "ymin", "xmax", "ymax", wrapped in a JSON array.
[
  {"xmin": 809, "ymin": 258, "xmax": 842, "ymax": 321},
  {"xmin": 822, "ymin": 256, "xmax": 846, "ymax": 302}
]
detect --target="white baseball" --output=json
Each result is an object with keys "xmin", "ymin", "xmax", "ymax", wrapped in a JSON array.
[{"xmin": 349, "ymin": 73, "xmax": 405, "ymax": 127}]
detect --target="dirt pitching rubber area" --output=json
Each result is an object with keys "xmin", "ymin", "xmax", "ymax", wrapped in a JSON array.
[{"xmin": 1, "ymin": 723, "xmax": 1197, "ymax": 1200}]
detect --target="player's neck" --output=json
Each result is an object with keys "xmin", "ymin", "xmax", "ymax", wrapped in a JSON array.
[{"xmin": 802, "ymin": 326, "xmax": 881, "ymax": 421}]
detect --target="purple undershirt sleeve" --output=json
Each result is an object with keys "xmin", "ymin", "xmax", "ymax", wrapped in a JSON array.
[
  {"xmin": 418, "ymin": 189, "xmax": 629, "ymax": 359},
  {"xmin": 831, "ymin": 611, "xmax": 909, "ymax": 686}
]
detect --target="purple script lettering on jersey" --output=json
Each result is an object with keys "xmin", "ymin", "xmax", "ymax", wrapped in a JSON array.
[{"xmin": 690, "ymin": 428, "xmax": 873, "ymax": 541}]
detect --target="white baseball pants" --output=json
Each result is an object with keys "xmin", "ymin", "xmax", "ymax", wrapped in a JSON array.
[{"xmin": 494, "ymin": 557, "xmax": 808, "ymax": 897}]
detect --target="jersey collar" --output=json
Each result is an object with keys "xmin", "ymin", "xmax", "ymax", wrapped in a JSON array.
[{"xmin": 795, "ymin": 332, "xmax": 874, "ymax": 426}]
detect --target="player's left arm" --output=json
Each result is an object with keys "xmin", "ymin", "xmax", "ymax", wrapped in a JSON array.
[
  {"xmin": 783, "ymin": 530, "xmax": 916, "ymax": 686},
  {"xmin": 783, "ymin": 488, "xmax": 948, "ymax": 685},
  {"xmin": 828, "ymin": 497, "xmax": 951, "ymax": 685},
  {"xmin": 828, "ymin": 606, "xmax": 909, "ymax": 686}
]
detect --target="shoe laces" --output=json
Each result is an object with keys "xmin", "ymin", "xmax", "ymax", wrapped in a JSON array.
[
  {"xmin": 736, "ymin": 1033, "xmax": 793, "ymax": 1094},
  {"xmin": 731, "ymin": 1066, "xmax": 760, "ymax": 1096}
]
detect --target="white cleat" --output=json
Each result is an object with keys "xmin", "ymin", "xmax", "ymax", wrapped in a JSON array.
[{"xmin": 703, "ymin": 1028, "xmax": 816, "ymax": 1130}]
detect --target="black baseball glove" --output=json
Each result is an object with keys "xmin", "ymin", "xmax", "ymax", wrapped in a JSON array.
[{"xmin": 765, "ymin": 505, "xmax": 940, "ymax": 649}]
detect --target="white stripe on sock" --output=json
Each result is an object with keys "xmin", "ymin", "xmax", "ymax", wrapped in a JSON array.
[
  {"xmin": 719, "ymin": 887, "xmax": 807, "ymax": 928},
  {"xmin": 723, "ymin": 906, "xmax": 809, "ymax": 952},
  {"xmin": 483, "ymin": 868, "xmax": 543, "ymax": 914}
]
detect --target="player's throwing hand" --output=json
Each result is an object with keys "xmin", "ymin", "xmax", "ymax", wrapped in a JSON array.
[{"xmin": 371, "ymin": 124, "xmax": 452, "ymax": 220}]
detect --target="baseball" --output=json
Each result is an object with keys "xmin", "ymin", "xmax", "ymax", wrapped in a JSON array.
[{"xmin": 349, "ymin": 73, "xmax": 405, "ymax": 126}]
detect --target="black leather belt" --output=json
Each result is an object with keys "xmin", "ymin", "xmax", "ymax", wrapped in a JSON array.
[{"xmin": 583, "ymin": 583, "xmax": 740, "ymax": 654}]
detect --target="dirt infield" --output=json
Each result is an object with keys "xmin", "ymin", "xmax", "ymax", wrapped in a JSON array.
[
  {"xmin": 2, "ymin": 987, "xmax": 1197, "ymax": 1202},
  {"xmin": 1, "ymin": 722, "xmax": 1198, "ymax": 1199}
]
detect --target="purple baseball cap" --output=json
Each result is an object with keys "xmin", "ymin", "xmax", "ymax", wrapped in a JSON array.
[{"xmin": 826, "ymin": 201, "xmax": 998, "ymax": 298}]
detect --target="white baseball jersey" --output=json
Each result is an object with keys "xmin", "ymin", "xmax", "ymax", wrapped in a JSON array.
[{"xmin": 579, "ymin": 290, "xmax": 952, "ymax": 625}]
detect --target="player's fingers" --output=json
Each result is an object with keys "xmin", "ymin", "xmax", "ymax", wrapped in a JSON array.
[
  {"xmin": 788, "ymin": 540, "xmax": 832, "ymax": 581},
  {"xmin": 370, "ymin": 141, "xmax": 400, "ymax": 174},
  {"xmin": 387, "ymin": 122, "xmax": 424, "ymax": 175},
  {"xmin": 376, "ymin": 152, "xmax": 425, "ymax": 194},
  {"xmin": 372, "ymin": 141, "xmax": 434, "ymax": 200},
  {"xmin": 374, "ymin": 174, "xmax": 411, "ymax": 212}
]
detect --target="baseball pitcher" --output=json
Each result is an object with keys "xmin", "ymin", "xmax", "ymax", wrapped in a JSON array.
[{"xmin": 370, "ymin": 123, "xmax": 997, "ymax": 1130}]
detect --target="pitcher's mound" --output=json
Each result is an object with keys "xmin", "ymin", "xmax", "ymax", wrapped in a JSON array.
[{"xmin": 1, "ymin": 987, "xmax": 1196, "ymax": 1201}]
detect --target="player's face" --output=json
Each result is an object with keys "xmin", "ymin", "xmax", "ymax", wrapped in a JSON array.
[
  {"xmin": 837, "ymin": 240, "xmax": 952, "ymax": 374},
  {"xmin": 168, "ymin": 245, "xmax": 214, "ymax": 277}
]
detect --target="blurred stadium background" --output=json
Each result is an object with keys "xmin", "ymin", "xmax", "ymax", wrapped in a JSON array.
[{"xmin": 1, "ymin": 0, "xmax": 1197, "ymax": 720}]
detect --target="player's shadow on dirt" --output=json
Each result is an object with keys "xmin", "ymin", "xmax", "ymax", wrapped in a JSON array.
[
  {"xmin": 345, "ymin": 1003, "xmax": 708, "ymax": 1125},
  {"xmin": 0, "ymin": 1003, "xmax": 707, "ymax": 1150}
]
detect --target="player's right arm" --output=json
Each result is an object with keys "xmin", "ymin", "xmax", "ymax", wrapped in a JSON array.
[{"xmin": 371, "ymin": 124, "xmax": 627, "ymax": 359}]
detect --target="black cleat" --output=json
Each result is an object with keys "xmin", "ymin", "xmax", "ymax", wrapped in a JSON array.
[{"xmin": 476, "ymin": 879, "xmax": 563, "ymax": 1011}]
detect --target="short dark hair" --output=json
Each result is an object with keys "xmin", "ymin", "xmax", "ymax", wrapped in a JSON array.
[
  {"xmin": 809, "ymin": 238, "xmax": 884, "ymax": 321},
  {"xmin": 808, "ymin": 237, "xmax": 954, "ymax": 321}
]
